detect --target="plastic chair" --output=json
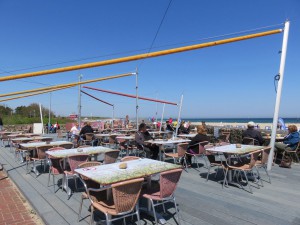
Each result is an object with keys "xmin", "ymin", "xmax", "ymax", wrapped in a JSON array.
[
  {"xmin": 89, "ymin": 177, "xmax": 144, "ymax": 225},
  {"xmin": 222, "ymin": 150, "xmax": 263, "ymax": 194},
  {"xmin": 164, "ymin": 143, "xmax": 188, "ymax": 167},
  {"xmin": 63, "ymin": 154, "xmax": 89, "ymax": 198},
  {"xmin": 120, "ymin": 156, "xmax": 140, "ymax": 162},
  {"xmin": 142, "ymin": 169, "xmax": 183, "ymax": 225},
  {"xmin": 80, "ymin": 133, "xmax": 94, "ymax": 146},
  {"xmin": 256, "ymin": 147, "xmax": 271, "ymax": 184},
  {"xmin": 185, "ymin": 141, "xmax": 209, "ymax": 168},
  {"xmin": 47, "ymin": 147, "xmax": 65, "ymax": 192},
  {"xmin": 282, "ymin": 141, "xmax": 300, "ymax": 163},
  {"xmin": 27, "ymin": 145, "xmax": 53, "ymax": 177},
  {"xmin": 58, "ymin": 143, "xmax": 74, "ymax": 149},
  {"xmin": 103, "ymin": 150, "xmax": 120, "ymax": 164},
  {"xmin": 77, "ymin": 161, "xmax": 102, "ymax": 222},
  {"xmin": 205, "ymin": 146, "xmax": 225, "ymax": 182}
]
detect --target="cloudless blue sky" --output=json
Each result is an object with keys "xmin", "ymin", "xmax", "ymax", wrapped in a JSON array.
[{"xmin": 0, "ymin": 0, "xmax": 299, "ymax": 119}]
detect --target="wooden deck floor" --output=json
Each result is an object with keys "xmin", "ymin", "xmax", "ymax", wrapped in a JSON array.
[{"xmin": 1, "ymin": 144, "xmax": 299, "ymax": 225}]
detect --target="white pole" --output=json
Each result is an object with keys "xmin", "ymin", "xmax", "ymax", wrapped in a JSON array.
[
  {"xmin": 135, "ymin": 70, "xmax": 139, "ymax": 129},
  {"xmin": 39, "ymin": 103, "xmax": 44, "ymax": 134},
  {"xmin": 78, "ymin": 74, "xmax": 82, "ymax": 129},
  {"xmin": 48, "ymin": 92, "xmax": 51, "ymax": 134},
  {"xmin": 160, "ymin": 103, "xmax": 166, "ymax": 132},
  {"xmin": 175, "ymin": 95, "xmax": 183, "ymax": 137},
  {"xmin": 112, "ymin": 105, "xmax": 115, "ymax": 128},
  {"xmin": 267, "ymin": 21, "xmax": 290, "ymax": 171}
]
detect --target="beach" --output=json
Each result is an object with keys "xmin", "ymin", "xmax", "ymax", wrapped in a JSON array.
[{"xmin": 191, "ymin": 122, "xmax": 300, "ymax": 130}]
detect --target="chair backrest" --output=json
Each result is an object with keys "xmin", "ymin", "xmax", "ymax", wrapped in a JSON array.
[
  {"xmin": 120, "ymin": 156, "xmax": 140, "ymax": 162},
  {"xmin": 111, "ymin": 178, "xmax": 144, "ymax": 214},
  {"xmin": 242, "ymin": 137, "xmax": 255, "ymax": 145},
  {"xmin": 198, "ymin": 141, "xmax": 209, "ymax": 154},
  {"xmin": 177, "ymin": 143, "xmax": 188, "ymax": 157},
  {"xmin": 42, "ymin": 137, "xmax": 53, "ymax": 142},
  {"xmin": 260, "ymin": 147, "xmax": 271, "ymax": 164},
  {"xmin": 85, "ymin": 133, "xmax": 94, "ymax": 141},
  {"xmin": 109, "ymin": 136, "xmax": 116, "ymax": 144},
  {"xmin": 248, "ymin": 150, "xmax": 262, "ymax": 169},
  {"xmin": 159, "ymin": 169, "xmax": 183, "ymax": 199},
  {"xmin": 36, "ymin": 145, "xmax": 53, "ymax": 159},
  {"xmin": 59, "ymin": 143, "xmax": 74, "ymax": 149},
  {"xmin": 104, "ymin": 150, "xmax": 120, "ymax": 164},
  {"xmin": 67, "ymin": 154, "xmax": 89, "ymax": 173},
  {"xmin": 78, "ymin": 145, "xmax": 90, "ymax": 148}
]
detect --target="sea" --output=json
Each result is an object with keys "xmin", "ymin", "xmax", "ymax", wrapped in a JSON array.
[{"xmin": 179, "ymin": 118, "xmax": 300, "ymax": 124}]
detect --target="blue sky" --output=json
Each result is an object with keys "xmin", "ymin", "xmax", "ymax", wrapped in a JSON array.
[{"xmin": 0, "ymin": 0, "xmax": 299, "ymax": 119}]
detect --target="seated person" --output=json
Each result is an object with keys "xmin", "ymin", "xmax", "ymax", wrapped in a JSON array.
[
  {"xmin": 79, "ymin": 122, "xmax": 94, "ymax": 139},
  {"xmin": 135, "ymin": 123, "xmax": 159, "ymax": 160},
  {"xmin": 274, "ymin": 124, "xmax": 299, "ymax": 155},
  {"xmin": 178, "ymin": 121, "xmax": 189, "ymax": 134},
  {"xmin": 186, "ymin": 125, "xmax": 210, "ymax": 166},
  {"xmin": 242, "ymin": 121, "xmax": 264, "ymax": 145},
  {"xmin": 70, "ymin": 123, "xmax": 80, "ymax": 141},
  {"xmin": 166, "ymin": 120, "xmax": 175, "ymax": 132}
]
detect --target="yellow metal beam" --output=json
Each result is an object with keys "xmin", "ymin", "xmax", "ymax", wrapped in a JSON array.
[
  {"xmin": 0, "ymin": 72, "xmax": 134, "ymax": 98},
  {"xmin": 0, "ymin": 86, "xmax": 70, "ymax": 103},
  {"xmin": 0, "ymin": 29, "xmax": 282, "ymax": 82}
]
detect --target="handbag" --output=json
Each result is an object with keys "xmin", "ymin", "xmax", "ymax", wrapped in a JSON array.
[{"xmin": 279, "ymin": 157, "xmax": 292, "ymax": 168}]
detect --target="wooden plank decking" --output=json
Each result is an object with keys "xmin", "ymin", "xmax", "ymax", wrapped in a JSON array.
[{"xmin": 0, "ymin": 144, "xmax": 299, "ymax": 225}]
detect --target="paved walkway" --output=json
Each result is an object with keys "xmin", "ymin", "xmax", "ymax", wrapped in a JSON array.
[{"xmin": 0, "ymin": 169, "xmax": 44, "ymax": 225}]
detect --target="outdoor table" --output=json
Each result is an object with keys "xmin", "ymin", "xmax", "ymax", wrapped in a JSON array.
[
  {"xmin": 263, "ymin": 136, "xmax": 285, "ymax": 141},
  {"xmin": 148, "ymin": 131, "xmax": 170, "ymax": 138},
  {"xmin": 145, "ymin": 138, "xmax": 191, "ymax": 161},
  {"xmin": 46, "ymin": 146, "xmax": 114, "ymax": 159},
  {"xmin": 206, "ymin": 144, "xmax": 265, "ymax": 187},
  {"xmin": 177, "ymin": 133, "xmax": 197, "ymax": 139},
  {"xmin": 19, "ymin": 141, "xmax": 73, "ymax": 176},
  {"xmin": 115, "ymin": 136, "xmax": 135, "ymax": 156},
  {"xmin": 75, "ymin": 158, "xmax": 180, "ymax": 224}
]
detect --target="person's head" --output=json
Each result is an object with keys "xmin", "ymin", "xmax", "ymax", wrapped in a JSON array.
[
  {"xmin": 166, "ymin": 120, "xmax": 170, "ymax": 124},
  {"xmin": 288, "ymin": 125, "xmax": 298, "ymax": 133},
  {"xmin": 75, "ymin": 123, "xmax": 79, "ymax": 127},
  {"xmin": 247, "ymin": 121, "xmax": 256, "ymax": 129},
  {"xmin": 83, "ymin": 122, "xmax": 87, "ymax": 126},
  {"xmin": 138, "ymin": 123, "xmax": 147, "ymax": 132},
  {"xmin": 86, "ymin": 121, "xmax": 91, "ymax": 126},
  {"xmin": 197, "ymin": 125, "xmax": 207, "ymax": 135}
]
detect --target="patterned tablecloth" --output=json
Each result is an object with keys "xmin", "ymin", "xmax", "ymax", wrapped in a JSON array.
[
  {"xmin": 46, "ymin": 146, "xmax": 114, "ymax": 158},
  {"xmin": 20, "ymin": 141, "xmax": 72, "ymax": 150},
  {"xmin": 75, "ymin": 158, "xmax": 181, "ymax": 185},
  {"xmin": 206, "ymin": 144, "xmax": 265, "ymax": 154},
  {"xmin": 12, "ymin": 136, "xmax": 53, "ymax": 142},
  {"xmin": 145, "ymin": 138, "xmax": 190, "ymax": 145}
]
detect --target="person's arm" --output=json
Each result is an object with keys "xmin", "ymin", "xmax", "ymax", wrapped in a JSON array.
[{"xmin": 135, "ymin": 132, "xmax": 144, "ymax": 146}]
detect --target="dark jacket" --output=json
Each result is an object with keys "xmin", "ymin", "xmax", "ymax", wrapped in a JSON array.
[
  {"xmin": 188, "ymin": 134, "xmax": 210, "ymax": 153},
  {"xmin": 79, "ymin": 125, "xmax": 94, "ymax": 136},
  {"xmin": 242, "ymin": 128, "xmax": 264, "ymax": 145},
  {"xmin": 0, "ymin": 117, "xmax": 3, "ymax": 126},
  {"xmin": 283, "ymin": 131, "xmax": 300, "ymax": 149}
]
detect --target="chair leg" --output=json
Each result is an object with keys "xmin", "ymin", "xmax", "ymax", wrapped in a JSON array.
[
  {"xmin": 222, "ymin": 169, "xmax": 228, "ymax": 188},
  {"xmin": 206, "ymin": 165, "xmax": 211, "ymax": 181},
  {"xmin": 48, "ymin": 170, "xmax": 51, "ymax": 187},
  {"xmin": 150, "ymin": 199, "xmax": 158, "ymax": 224},
  {"xmin": 173, "ymin": 197, "xmax": 181, "ymax": 225},
  {"xmin": 243, "ymin": 170, "xmax": 252, "ymax": 194},
  {"xmin": 136, "ymin": 205, "xmax": 141, "ymax": 225},
  {"xmin": 90, "ymin": 205, "xmax": 94, "ymax": 225},
  {"xmin": 53, "ymin": 174, "xmax": 56, "ymax": 193},
  {"xmin": 78, "ymin": 195, "xmax": 84, "ymax": 222}
]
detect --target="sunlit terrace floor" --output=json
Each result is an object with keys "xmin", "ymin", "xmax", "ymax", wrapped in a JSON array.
[{"xmin": 0, "ymin": 143, "xmax": 299, "ymax": 225}]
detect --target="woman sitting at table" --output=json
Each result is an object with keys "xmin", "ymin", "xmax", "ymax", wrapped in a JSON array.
[
  {"xmin": 274, "ymin": 124, "xmax": 300, "ymax": 155},
  {"xmin": 185, "ymin": 125, "xmax": 210, "ymax": 167},
  {"xmin": 135, "ymin": 123, "xmax": 159, "ymax": 160}
]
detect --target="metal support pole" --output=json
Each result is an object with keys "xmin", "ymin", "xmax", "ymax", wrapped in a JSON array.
[
  {"xmin": 267, "ymin": 21, "xmax": 290, "ymax": 171},
  {"xmin": 78, "ymin": 74, "xmax": 82, "ymax": 128},
  {"xmin": 175, "ymin": 95, "xmax": 184, "ymax": 137},
  {"xmin": 39, "ymin": 103, "xmax": 44, "ymax": 134},
  {"xmin": 48, "ymin": 92, "xmax": 51, "ymax": 134},
  {"xmin": 112, "ymin": 105, "xmax": 115, "ymax": 128},
  {"xmin": 159, "ymin": 103, "xmax": 165, "ymax": 132},
  {"xmin": 135, "ymin": 70, "xmax": 139, "ymax": 129}
]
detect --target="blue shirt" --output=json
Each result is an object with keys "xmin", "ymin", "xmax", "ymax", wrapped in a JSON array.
[{"xmin": 283, "ymin": 131, "xmax": 300, "ymax": 149}]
